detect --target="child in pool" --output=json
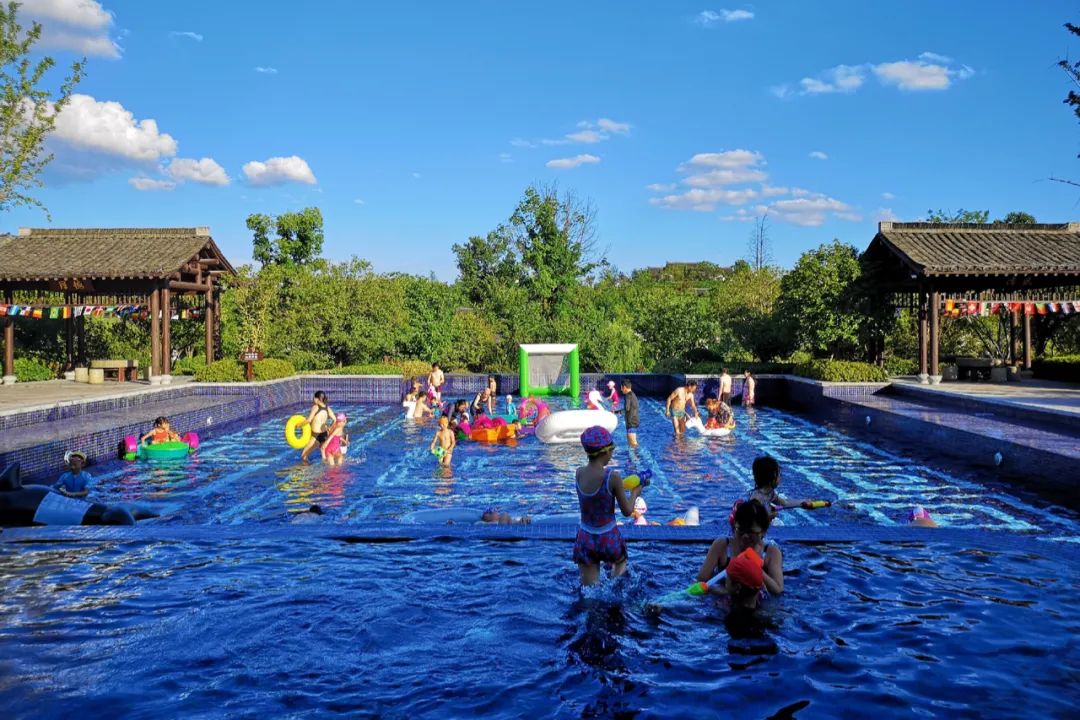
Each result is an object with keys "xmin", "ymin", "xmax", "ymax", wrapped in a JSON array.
[
  {"xmin": 449, "ymin": 399, "xmax": 470, "ymax": 428},
  {"xmin": 411, "ymin": 391, "xmax": 433, "ymax": 419},
  {"xmin": 53, "ymin": 451, "xmax": 92, "ymax": 498},
  {"xmin": 747, "ymin": 455, "xmax": 819, "ymax": 519},
  {"xmin": 573, "ymin": 425, "xmax": 641, "ymax": 586},
  {"xmin": 605, "ymin": 380, "xmax": 620, "ymax": 410},
  {"xmin": 430, "ymin": 416, "xmax": 456, "ymax": 466},
  {"xmin": 481, "ymin": 507, "xmax": 531, "ymax": 524},
  {"xmin": 721, "ymin": 548, "xmax": 767, "ymax": 610},
  {"xmin": 140, "ymin": 416, "xmax": 180, "ymax": 445},
  {"xmin": 321, "ymin": 413, "xmax": 349, "ymax": 466},
  {"xmin": 699, "ymin": 499, "xmax": 784, "ymax": 597}
]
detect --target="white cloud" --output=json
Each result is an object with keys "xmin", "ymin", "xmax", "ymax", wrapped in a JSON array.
[
  {"xmin": 684, "ymin": 149, "xmax": 764, "ymax": 169},
  {"xmin": 354, "ymin": 198, "xmax": 365, "ymax": 205},
  {"xmin": 760, "ymin": 184, "xmax": 789, "ymax": 197},
  {"xmin": 799, "ymin": 64, "xmax": 866, "ymax": 94},
  {"xmin": 872, "ymin": 60, "xmax": 952, "ymax": 90},
  {"xmin": 167, "ymin": 157, "xmax": 229, "ymax": 186},
  {"xmin": 918, "ymin": 51, "xmax": 952, "ymax": 64},
  {"xmin": 510, "ymin": 138, "xmax": 536, "ymax": 148},
  {"xmin": 22, "ymin": 0, "xmax": 120, "ymax": 58},
  {"xmin": 242, "ymin": 155, "xmax": 317, "ymax": 186},
  {"xmin": 566, "ymin": 129, "xmax": 605, "ymax": 143},
  {"xmin": 169, "ymin": 31, "xmax": 203, "ymax": 41},
  {"xmin": 412, "ymin": 172, "xmax": 422, "ymax": 178},
  {"xmin": 546, "ymin": 154, "xmax": 600, "ymax": 169},
  {"xmin": 498, "ymin": 152, "xmax": 512, "ymax": 163},
  {"xmin": 128, "ymin": 176, "xmax": 176, "ymax": 191},
  {"xmin": 874, "ymin": 207, "xmax": 900, "ymax": 222},
  {"xmin": 808, "ymin": 150, "xmax": 828, "ymax": 160},
  {"xmin": 881, "ymin": 192, "xmax": 895, "ymax": 200},
  {"xmin": 254, "ymin": 66, "xmax": 278, "ymax": 74},
  {"xmin": 766, "ymin": 194, "xmax": 857, "ymax": 226},
  {"xmin": 784, "ymin": 56, "xmax": 974, "ymax": 97},
  {"xmin": 52, "ymin": 94, "xmax": 177, "ymax": 161},
  {"xmin": 650, "ymin": 187, "xmax": 758, "ymax": 212},
  {"xmin": 646, "ymin": 183, "xmax": 676, "ymax": 192},
  {"xmin": 695, "ymin": 9, "xmax": 754, "ymax": 26},
  {"xmin": 683, "ymin": 168, "xmax": 768, "ymax": 186},
  {"xmin": 597, "ymin": 118, "xmax": 631, "ymax": 134}
]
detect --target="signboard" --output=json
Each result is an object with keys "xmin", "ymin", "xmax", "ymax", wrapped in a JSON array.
[
  {"xmin": 48, "ymin": 278, "xmax": 95, "ymax": 293},
  {"xmin": 240, "ymin": 349, "xmax": 263, "ymax": 381}
]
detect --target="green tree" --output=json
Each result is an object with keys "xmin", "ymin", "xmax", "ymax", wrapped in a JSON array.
[
  {"xmin": 1060, "ymin": 22, "xmax": 1080, "ymax": 127},
  {"xmin": 0, "ymin": 1, "xmax": 85, "ymax": 217},
  {"xmin": 775, "ymin": 240, "xmax": 863, "ymax": 359},
  {"xmin": 925, "ymin": 208, "xmax": 990, "ymax": 223},
  {"xmin": 246, "ymin": 207, "xmax": 324, "ymax": 267},
  {"xmin": 994, "ymin": 211, "xmax": 1037, "ymax": 225}
]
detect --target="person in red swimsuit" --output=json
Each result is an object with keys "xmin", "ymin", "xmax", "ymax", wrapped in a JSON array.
[{"xmin": 572, "ymin": 426, "xmax": 642, "ymax": 586}]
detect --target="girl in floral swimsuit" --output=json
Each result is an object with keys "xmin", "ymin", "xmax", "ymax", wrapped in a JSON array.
[{"xmin": 573, "ymin": 426, "xmax": 642, "ymax": 586}]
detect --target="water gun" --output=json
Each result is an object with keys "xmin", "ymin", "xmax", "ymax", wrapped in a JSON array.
[
  {"xmin": 652, "ymin": 570, "xmax": 727, "ymax": 606},
  {"xmin": 622, "ymin": 469, "xmax": 653, "ymax": 490},
  {"xmin": 774, "ymin": 499, "xmax": 832, "ymax": 511}
]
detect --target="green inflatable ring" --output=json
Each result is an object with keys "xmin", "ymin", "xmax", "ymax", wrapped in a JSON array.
[{"xmin": 137, "ymin": 441, "xmax": 194, "ymax": 461}]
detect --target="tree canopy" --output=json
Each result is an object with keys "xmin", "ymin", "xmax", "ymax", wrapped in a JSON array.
[
  {"xmin": 0, "ymin": 1, "xmax": 84, "ymax": 217},
  {"xmin": 247, "ymin": 207, "xmax": 325, "ymax": 267}
]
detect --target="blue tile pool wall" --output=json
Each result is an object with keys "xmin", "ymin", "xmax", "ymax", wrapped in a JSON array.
[{"xmin": 887, "ymin": 382, "xmax": 1080, "ymax": 433}]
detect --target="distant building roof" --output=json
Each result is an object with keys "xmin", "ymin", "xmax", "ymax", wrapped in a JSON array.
[
  {"xmin": 869, "ymin": 222, "xmax": 1080, "ymax": 277},
  {"xmin": 0, "ymin": 227, "xmax": 234, "ymax": 282}
]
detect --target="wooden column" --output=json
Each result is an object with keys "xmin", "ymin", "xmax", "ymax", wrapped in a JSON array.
[
  {"xmin": 150, "ymin": 287, "xmax": 161, "ymax": 379},
  {"xmin": 1009, "ymin": 309, "xmax": 1018, "ymax": 365},
  {"xmin": 929, "ymin": 291, "xmax": 940, "ymax": 377},
  {"xmin": 161, "ymin": 286, "xmax": 171, "ymax": 376},
  {"xmin": 204, "ymin": 279, "xmax": 215, "ymax": 364},
  {"xmin": 1022, "ymin": 311, "xmax": 1033, "ymax": 370},
  {"xmin": 64, "ymin": 293, "xmax": 74, "ymax": 370},
  {"xmin": 76, "ymin": 307, "xmax": 86, "ymax": 366},
  {"xmin": 917, "ymin": 291, "xmax": 928, "ymax": 378},
  {"xmin": 3, "ymin": 289, "xmax": 13, "ymax": 380}
]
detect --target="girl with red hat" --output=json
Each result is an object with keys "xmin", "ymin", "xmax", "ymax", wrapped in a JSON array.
[{"xmin": 697, "ymin": 499, "xmax": 784, "ymax": 600}]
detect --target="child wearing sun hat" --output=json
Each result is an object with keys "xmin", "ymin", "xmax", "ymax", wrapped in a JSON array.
[
  {"xmin": 573, "ymin": 425, "xmax": 642, "ymax": 586},
  {"xmin": 53, "ymin": 451, "xmax": 92, "ymax": 498}
]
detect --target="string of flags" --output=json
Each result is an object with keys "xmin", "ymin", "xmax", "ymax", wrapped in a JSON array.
[
  {"xmin": 943, "ymin": 299, "xmax": 1079, "ymax": 317},
  {"xmin": 0, "ymin": 304, "xmax": 205, "ymax": 320}
]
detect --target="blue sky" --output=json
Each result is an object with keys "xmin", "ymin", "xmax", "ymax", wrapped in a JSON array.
[{"xmin": 7, "ymin": 1, "xmax": 1080, "ymax": 278}]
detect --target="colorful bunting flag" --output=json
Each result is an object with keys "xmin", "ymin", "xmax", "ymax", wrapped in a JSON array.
[
  {"xmin": 0, "ymin": 305, "xmax": 7, "ymax": 316},
  {"xmin": 48, "ymin": 307, "xmax": 59, "ymax": 319}
]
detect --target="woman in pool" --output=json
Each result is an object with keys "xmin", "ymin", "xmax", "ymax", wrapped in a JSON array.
[
  {"xmin": 300, "ymin": 391, "xmax": 336, "ymax": 462},
  {"xmin": 697, "ymin": 499, "xmax": 784, "ymax": 597},
  {"xmin": 471, "ymin": 387, "xmax": 494, "ymax": 417}
]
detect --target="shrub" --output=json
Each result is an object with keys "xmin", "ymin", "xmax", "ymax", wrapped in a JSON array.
[
  {"xmin": 689, "ymin": 361, "xmax": 795, "ymax": 375},
  {"xmin": 1032, "ymin": 355, "xmax": 1080, "ymax": 383},
  {"xmin": 14, "ymin": 357, "xmax": 54, "ymax": 382},
  {"xmin": 253, "ymin": 358, "xmax": 296, "ymax": 381},
  {"xmin": 794, "ymin": 360, "xmax": 889, "ymax": 382},
  {"xmin": 172, "ymin": 355, "xmax": 206, "ymax": 376},
  {"xmin": 286, "ymin": 350, "xmax": 332, "ymax": 372},
  {"xmin": 883, "ymin": 356, "xmax": 918, "ymax": 376},
  {"xmin": 328, "ymin": 363, "xmax": 402, "ymax": 375},
  {"xmin": 391, "ymin": 359, "xmax": 434, "ymax": 379},
  {"xmin": 193, "ymin": 359, "xmax": 245, "ymax": 382}
]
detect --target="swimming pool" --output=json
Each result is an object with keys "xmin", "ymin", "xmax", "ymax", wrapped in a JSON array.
[
  {"xmin": 71, "ymin": 398, "xmax": 1079, "ymax": 536},
  {"xmin": 3, "ymin": 397, "xmax": 1078, "ymax": 718},
  {"xmin": 1, "ymin": 535, "xmax": 1076, "ymax": 718}
]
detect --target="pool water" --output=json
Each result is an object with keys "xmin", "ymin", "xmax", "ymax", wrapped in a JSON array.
[
  {"xmin": 1, "ymin": 537, "xmax": 1077, "ymax": 719},
  {"xmin": 74, "ymin": 398, "xmax": 1079, "ymax": 536}
]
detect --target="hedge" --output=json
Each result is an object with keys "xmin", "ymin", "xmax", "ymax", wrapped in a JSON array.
[
  {"xmin": 253, "ymin": 358, "xmax": 295, "ymax": 381},
  {"xmin": 1032, "ymin": 355, "xmax": 1080, "ymax": 383},
  {"xmin": 193, "ymin": 359, "xmax": 245, "ymax": 382},
  {"xmin": 794, "ymin": 360, "xmax": 889, "ymax": 382},
  {"xmin": 393, "ymin": 359, "xmax": 436, "ymax": 380},
  {"xmin": 172, "ymin": 355, "xmax": 206, "ymax": 376},
  {"xmin": 14, "ymin": 357, "xmax": 54, "ymax": 382},
  {"xmin": 689, "ymin": 361, "xmax": 796, "ymax": 375},
  {"xmin": 327, "ymin": 363, "xmax": 402, "ymax": 375},
  {"xmin": 883, "ymin": 356, "xmax": 918, "ymax": 376}
]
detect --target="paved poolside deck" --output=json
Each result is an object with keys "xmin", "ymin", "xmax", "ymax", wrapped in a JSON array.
[
  {"xmin": 891, "ymin": 376, "xmax": 1080, "ymax": 419},
  {"xmin": 0, "ymin": 376, "xmax": 196, "ymax": 416}
]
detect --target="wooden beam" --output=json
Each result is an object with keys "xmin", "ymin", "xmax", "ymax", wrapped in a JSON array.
[{"xmin": 169, "ymin": 280, "xmax": 213, "ymax": 293}]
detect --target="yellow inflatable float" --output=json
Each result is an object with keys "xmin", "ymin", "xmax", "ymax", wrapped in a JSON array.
[{"xmin": 285, "ymin": 414, "xmax": 312, "ymax": 449}]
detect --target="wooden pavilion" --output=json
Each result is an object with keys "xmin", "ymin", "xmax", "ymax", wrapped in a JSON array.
[
  {"xmin": 0, "ymin": 227, "xmax": 235, "ymax": 382},
  {"xmin": 862, "ymin": 222, "xmax": 1080, "ymax": 380}
]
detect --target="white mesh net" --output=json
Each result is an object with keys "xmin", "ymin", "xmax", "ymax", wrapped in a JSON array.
[{"xmin": 528, "ymin": 352, "xmax": 571, "ymax": 390}]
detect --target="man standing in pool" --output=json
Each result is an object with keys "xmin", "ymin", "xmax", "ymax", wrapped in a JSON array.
[
  {"xmin": 664, "ymin": 379, "xmax": 699, "ymax": 435},
  {"xmin": 300, "ymin": 391, "xmax": 336, "ymax": 463},
  {"xmin": 427, "ymin": 363, "xmax": 445, "ymax": 401}
]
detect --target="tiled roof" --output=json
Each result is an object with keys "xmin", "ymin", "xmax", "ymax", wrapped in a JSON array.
[
  {"xmin": 872, "ymin": 222, "xmax": 1080, "ymax": 276},
  {"xmin": 0, "ymin": 227, "xmax": 234, "ymax": 281}
]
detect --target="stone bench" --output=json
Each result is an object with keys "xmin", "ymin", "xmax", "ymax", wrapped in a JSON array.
[{"xmin": 89, "ymin": 359, "xmax": 139, "ymax": 383}]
